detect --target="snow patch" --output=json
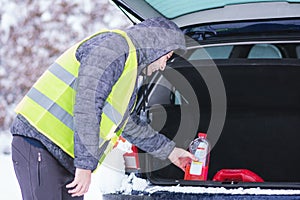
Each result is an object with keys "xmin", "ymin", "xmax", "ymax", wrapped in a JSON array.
[
  {"xmin": 120, "ymin": 173, "xmax": 149, "ymax": 195},
  {"xmin": 143, "ymin": 184, "xmax": 300, "ymax": 196},
  {"xmin": 0, "ymin": 154, "xmax": 22, "ymax": 199},
  {"xmin": 0, "ymin": 132, "xmax": 12, "ymax": 155}
]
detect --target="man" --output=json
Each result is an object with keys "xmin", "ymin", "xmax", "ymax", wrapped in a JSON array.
[{"xmin": 11, "ymin": 17, "xmax": 196, "ymax": 199}]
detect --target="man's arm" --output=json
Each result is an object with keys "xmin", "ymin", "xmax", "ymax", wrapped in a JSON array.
[
  {"xmin": 122, "ymin": 112, "xmax": 196, "ymax": 170},
  {"xmin": 122, "ymin": 111, "xmax": 176, "ymax": 160}
]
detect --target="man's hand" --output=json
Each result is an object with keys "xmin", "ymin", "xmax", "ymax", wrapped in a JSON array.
[
  {"xmin": 168, "ymin": 147, "xmax": 198, "ymax": 171},
  {"xmin": 66, "ymin": 168, "xmax": 92, "ymax": 197}
]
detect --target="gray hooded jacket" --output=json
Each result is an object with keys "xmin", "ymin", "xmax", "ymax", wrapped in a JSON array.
[{"xmin": 10, "ymin": 17, "xmax": 186, "ymax": 174}]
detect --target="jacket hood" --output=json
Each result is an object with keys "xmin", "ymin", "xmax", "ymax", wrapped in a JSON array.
[{"xmin": 125, "ymin": 17, "xmax": 186, "ymax": 71}]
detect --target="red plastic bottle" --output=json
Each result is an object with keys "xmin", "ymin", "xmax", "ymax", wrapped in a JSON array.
[{"xmin": 184, "ymin": 133, "xmax": 210, "ymax": 181}]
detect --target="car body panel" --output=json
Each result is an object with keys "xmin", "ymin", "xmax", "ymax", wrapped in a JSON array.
[
  {"xmin": 112, "ymin": 0, "xmax": 300, "ymax": 27},
  {"xmin": 143, "ymin": 0, "xmax": 300, "ymax": 19}
]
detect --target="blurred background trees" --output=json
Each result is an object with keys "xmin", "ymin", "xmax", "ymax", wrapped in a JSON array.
[{"xmin": 0, "ymin": 0, "xmax": 130, "ymax": 131}]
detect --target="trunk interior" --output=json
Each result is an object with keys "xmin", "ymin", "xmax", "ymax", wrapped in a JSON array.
[{"xmin": 138, "ymin": 59, "xmax": 300, "ymax": 188}]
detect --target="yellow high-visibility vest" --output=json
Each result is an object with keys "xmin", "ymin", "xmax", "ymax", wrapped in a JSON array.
[{"xmin": 15, "ymin": 29, "xmax": 137, "ymax": 164}]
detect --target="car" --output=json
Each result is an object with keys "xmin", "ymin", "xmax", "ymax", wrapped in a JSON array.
[{"xmin": 104, "ymin": 0, "xmax": 300, "ymax": 199}]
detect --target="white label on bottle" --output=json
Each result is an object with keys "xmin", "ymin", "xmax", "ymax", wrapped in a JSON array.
[
  {"xmin": 124, "ymin": 156, "xmax": 138, "ymax": 169},
  {"xmin": 189, "ymin": 161, "xmax": 203, "ymax": 175}
]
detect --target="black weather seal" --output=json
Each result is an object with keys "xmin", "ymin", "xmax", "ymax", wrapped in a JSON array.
[
  {"xmin": 111, "ymin": 0, "xmax": 144, "ymax": 23},
  {"xmin": 116, "ymin": 5, "xmax": 138, "ymax": 25}
]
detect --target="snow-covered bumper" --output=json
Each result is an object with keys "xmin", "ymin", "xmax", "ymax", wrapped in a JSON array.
[{"xmin": 102, "ymin": 174, "xmax": 300, "ymax": 200}]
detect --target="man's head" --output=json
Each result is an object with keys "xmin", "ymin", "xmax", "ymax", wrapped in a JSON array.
[
  {"xmin": 144, "ymin": 51, "xmax": 173, "ymax": 76},
  {"xmin": 126, "ymin": 17, "xmax": 186, "ymax": 73}
]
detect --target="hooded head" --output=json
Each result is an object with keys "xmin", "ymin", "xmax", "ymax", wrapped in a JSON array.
[{"xmin": 125, "ymin": 17, "xmax": 186, "ymax": 72}]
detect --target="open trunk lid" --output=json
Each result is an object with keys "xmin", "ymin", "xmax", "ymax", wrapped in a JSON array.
[{"xmin": 111, "ymin": 0, "xmax": 300, "ymax": 26}]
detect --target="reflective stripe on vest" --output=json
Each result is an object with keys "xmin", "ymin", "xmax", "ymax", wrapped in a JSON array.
[{"xmin": 15, "ymin": 29, "xmax": 137, "ymax": 160}]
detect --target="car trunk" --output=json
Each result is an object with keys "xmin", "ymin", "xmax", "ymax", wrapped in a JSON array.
[
  {"xmin": 105, "ymin": 1, "xmax": 300, "ymax": 199},
  {"xmin": 137, "ymin": 58, "xmax": 300, "ymax": 189}
]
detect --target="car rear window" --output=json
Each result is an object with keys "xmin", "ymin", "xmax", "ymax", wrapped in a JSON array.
[{"xmin": 187, "ymin": 43, "xmax": 300, "ymax": 60}]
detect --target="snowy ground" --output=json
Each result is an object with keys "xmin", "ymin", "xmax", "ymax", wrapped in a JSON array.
[
  {"xmin": 0, "ymin": 133, "xmax": 21, "ymax": 199},
  {"xmin": 0, "ymin": 153, "xmax": 22, "ymax": 199}
]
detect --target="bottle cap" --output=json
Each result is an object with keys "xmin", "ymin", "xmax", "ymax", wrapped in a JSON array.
[{"xmin": 198, "ymin": 132, "xmax": 207, "ymax": 138}]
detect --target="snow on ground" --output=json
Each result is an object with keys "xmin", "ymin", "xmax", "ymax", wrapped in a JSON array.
[
  {"xmin": 0, "ymin": 133, "xmax": 21, "ymax": 199},
  {"xmin": 0, "ymin": 154, "xmax": 22, "ymax": 200}
]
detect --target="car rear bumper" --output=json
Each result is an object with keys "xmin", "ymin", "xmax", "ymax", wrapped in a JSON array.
[{"xmin": 103, "ymin": 192, "xmax": 300, "ymax": 200}]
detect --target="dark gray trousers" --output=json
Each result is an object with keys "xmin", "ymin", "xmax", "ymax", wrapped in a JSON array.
[{"xmin": 11, "ymin": 135, "xmax": 83, "ymax": 200}]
